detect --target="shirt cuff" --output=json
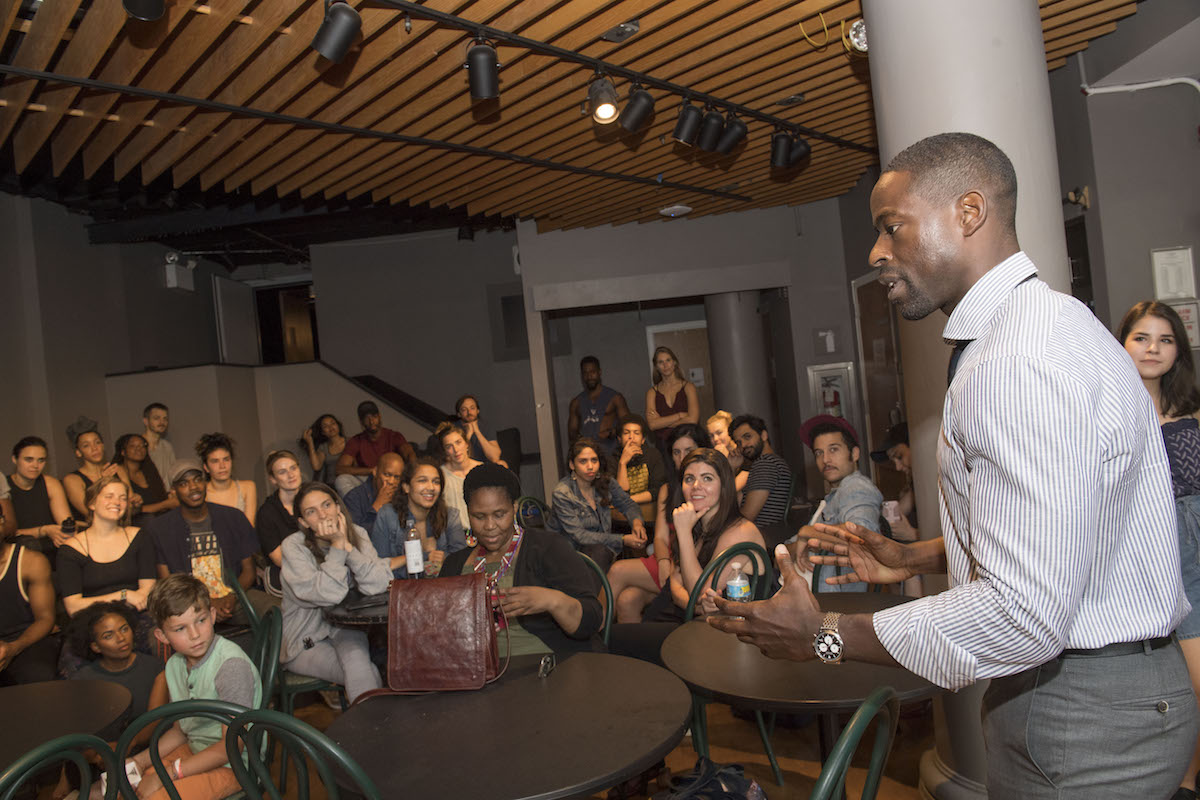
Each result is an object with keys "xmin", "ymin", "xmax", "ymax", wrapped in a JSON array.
[{"xmin": 872, "ymin": 599, "xmax": 979, "ymax": 691}]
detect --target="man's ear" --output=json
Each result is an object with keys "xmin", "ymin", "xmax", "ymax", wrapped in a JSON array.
[
  {"xmin": 959, "ymin": 190, "xmax": 987, "ymax": 237},
  {"xmin": 851, "ymin": 446, "xmax": 861, "ymax": 464}
]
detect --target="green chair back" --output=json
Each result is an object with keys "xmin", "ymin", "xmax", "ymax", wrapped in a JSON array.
[
  {"xmin": 809, "ymin": 686, "xmax": 900, "ymax": 800},
  {"xmin": 684, "ymin": 540, "xmax": 773, "ymax": 621},
  {"xmin": 516, "ymin": 495, "xmax": 550, "ymax": 529},
  {"xmin": 0, "ymin": 733, "xmax": 121, "ymax": 800},
  {"xmin": 226, "ymin": 708, "xmax": 382, "ymax": 800},
  {"xmin": 578, "ymin": 552, "xmax": 613, "ymax": 646},
  {"xmin": 114, "ymin": 699, "xmax": 247, "ymax": 800},
  {"xmin": 252, "ymin": 607, "xmax": 282, "ymax": 709},
  {"xmin": 225, "ymin": 563, "xmax": 263, "ymax": 639}
]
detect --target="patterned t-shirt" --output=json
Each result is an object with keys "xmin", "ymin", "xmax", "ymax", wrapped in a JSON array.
[{"xmin": 187, "ymin": 518, "xmax": 232, "ymax": 598}]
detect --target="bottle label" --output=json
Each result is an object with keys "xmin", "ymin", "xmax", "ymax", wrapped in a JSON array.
[
  {"xmin": 725, "ymin": 578, "xmax": 751, "ymax": 602},
  {"xmin": 404, "ymin": 540, "xmax": 424, "ymax": 574}
]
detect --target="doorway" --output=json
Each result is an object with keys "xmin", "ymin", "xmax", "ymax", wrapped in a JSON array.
[
  {"xmin": 852, "ymin": 273, "xmax": 906, "ymax": 501},
  {"xmin": 256, "ymin": 283, "xmax": 320, "ymax": 364}
]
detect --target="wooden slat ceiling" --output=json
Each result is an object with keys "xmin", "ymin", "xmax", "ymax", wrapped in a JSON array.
[{"xmin": 0, "ymin": 0, "xmax": 1137, "ymax": 235}]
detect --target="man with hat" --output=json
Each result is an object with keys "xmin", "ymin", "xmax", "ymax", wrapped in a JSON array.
[
  {"xmin": 145, "ymin": 457, "xmax": 276, "ymax": 624},
  {"xmin": 795, "ymin": 414, "xmax": 882, "ymax": 592},
  {"xmin": 334, "ymin": 400, "xmax": 415, "ymax": 496}
]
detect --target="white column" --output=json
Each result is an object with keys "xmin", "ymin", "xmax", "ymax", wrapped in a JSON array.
[
  {"xmin": 862, "ymin": 1, "xmax": 1070, "ymax": 797},
  {"xmin": 704, "ymin": 291, "xmax": 778, "ymax": 437}
]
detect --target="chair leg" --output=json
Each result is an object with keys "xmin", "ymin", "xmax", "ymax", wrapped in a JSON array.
[
  {"xmin": 690, "ymin": 695, "xmax": 709, "ymax": 757},
  {"xmin": 278, "ymin": 689, "xmax": 292, "ymax": 793},
  {"xmin": 754, "ymin": 710, "xmax": 784, "ymax": 786}
]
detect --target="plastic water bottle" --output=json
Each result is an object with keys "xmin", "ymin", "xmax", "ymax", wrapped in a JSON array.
[
  {"xmin": 404, "ymin": 524, "xmax": 425, "ymax": 578},
  {"xmin": 724, "ymin": 561, "xmax": 750, "ymax": 602}
]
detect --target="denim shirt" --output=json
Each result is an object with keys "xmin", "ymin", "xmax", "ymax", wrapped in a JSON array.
[
  {"xmin": 370, "ymin": 502, "xmax": 470, "ymax": 579},
  {"xmin": 549, "ymin": 476, "xmax": 642, "ymax": 553},
  {"xmin": 817, "ymin": 470, "xmax": 882, "ymax": 593}
]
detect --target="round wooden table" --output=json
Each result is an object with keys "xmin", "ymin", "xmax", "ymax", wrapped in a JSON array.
[
  {"xmin": 326, "ymin": 652, "xmax": 691, "ymax": 800},
  {"xmin": 0, "ymin": 679, "xmax": 133, "ymax": 767}
]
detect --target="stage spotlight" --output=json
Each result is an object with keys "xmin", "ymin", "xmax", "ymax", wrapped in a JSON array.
[
  {"xmin": 122, "ymin": 0, "xmax": 164, "ymax": 20},
  {"xmin": 788, "ymin": 136, "xmax": 812, "ymax": 166},
  {"xmin": 312, "ymin": 0, "xmax": 362, "ymax": 63},
  {"xmin": 696, "ymin": 108, "xmax": 725, "ymax": 152},
  {"xmin": 770, "ymin": 131, "xmax": 792, "ymax": 168},
  {"xmin": 466, "ymin": 40, "xmax": 500, "ymax": 100},
  {"xmin": 714, "ymin": 114, "xmax": 747, "ymax": 154},
  {"xmin": 587, "ymin": 77, "xmax": 619, "ymax": 124},
  {"xmin": 618, "ymin": 86, "xmax": 654, "ymax": 132},
  {"xmin": 672, "ymin": 102, "xmax": 702, "ymax": 145}
]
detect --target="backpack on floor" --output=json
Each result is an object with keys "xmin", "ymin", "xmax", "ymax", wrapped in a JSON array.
[{"xmin": 651, "ymin": 757, "xmax": 767, "ymax": 800}]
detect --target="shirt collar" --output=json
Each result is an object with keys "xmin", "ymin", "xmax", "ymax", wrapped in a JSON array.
[{"xmin": 942, "ymin": 251, "xmax": 1037, "ymax": 343}]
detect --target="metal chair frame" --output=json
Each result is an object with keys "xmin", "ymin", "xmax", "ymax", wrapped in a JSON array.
[{"xmin": 809, "ymin": 686, "xmax": 900, "ymax": 800}]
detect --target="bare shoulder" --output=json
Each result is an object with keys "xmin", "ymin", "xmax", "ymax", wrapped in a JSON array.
[
  {"xmin": 20, "ymin": 546, "xmax": 51, "ymax": 579},
  {"xmin": 718, "ymin": 518, "xmax": 766, "ymax": 549}
]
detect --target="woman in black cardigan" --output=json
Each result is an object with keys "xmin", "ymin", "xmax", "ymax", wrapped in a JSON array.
[{"xmin": 441, "ymin": 463, "xmax": 603, "ymax": 657}]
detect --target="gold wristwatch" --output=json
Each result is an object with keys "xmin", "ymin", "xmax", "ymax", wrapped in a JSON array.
[{"xmin": 813, "ymin": 611, "xmax": 844, "ymax": 664}]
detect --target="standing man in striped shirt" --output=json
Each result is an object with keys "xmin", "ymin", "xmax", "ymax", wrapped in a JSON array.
[{"xmin": 711, "ymin": 132, "xmax": 1196, "ymax": 798}]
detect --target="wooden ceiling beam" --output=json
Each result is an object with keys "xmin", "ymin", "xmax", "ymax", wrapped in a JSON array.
[{"xmin": 0, "ymin": 0, "xmax": 85, "ymax": 150}]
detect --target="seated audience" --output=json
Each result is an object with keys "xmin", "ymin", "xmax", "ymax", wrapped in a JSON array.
[
  {"xmin": 869, "ymin": 422, "xmax": 919, "ymax": 541},
  {"xmin": 195, "ymin": 432, "xmax": 257, "ymax": 525},
  {"xmin": 706, "ymin": 411, "xmax": 749, "ymax": 492},
  {"xmin": 146, "ymin": 458, "xmax": 276, "ymax": 626},
  {"xmin": 281, "ymin": 482, "xmax": 389, "ymax": 703},
  {"xmin": 0, "ymin": 523, "xmax": 56, "ymax": 685},
  {"xmin": 67, "ymin": 600, "xmax": 168, "ymax": 743},
  {"xmin": 343, "ymin": 452, "xmax": 404, "ymax": 532},
  {"xmin": 121, "ymin": 574, "xmax": 262, "ymax": 800},
  {"xmin": 442, "ymin": 463, "xmax": 603, "ymax": 657},
  {"xmin": 372, "ymin": 456, "xmax": 470, "ymax": 579},
  {"xmin": 608, "ymin": 424, "xmax": 709, "ymax": 623},
  {"xmin": 8, "ymin": 436, "xmax": 71, "ymax": 553},
  {"xmin": 795, "ymin": 415, "xmax": 882, "ymax": 592},
  {"xmin": 549, "ymin": 438, "xmax": 647, "ymax": 572},
  {"xmin": 644, "ymin": 347, "xmax": 700, "ymax": 453},
  {"xmin": 300, "ymin": 413, "xmax": 345, "ymax": 486},
  {"xmin": 141, "ymin": 403, "xmax": 176, "ymax": 484},
  {"xmin": 62, "ymin": 416, "xmax": 119, "ymax": 520},
  {"xmin": 730, "ymin": 414, "xmax": 793, "ymax": 545},
  {"xmin": 609, "ymin": 449, "xmax": 765, "ymax": 664},
  {"xmin": 59, "ymin": 476, "xmax": 156, "ymax": 615},
  {"xmin": 615, "ymin": 415, "xmax": 667, "ymax": 507},
  {"xmin": 335, "ymin": 401, "xmax": 415, "ymax": 496},
  {"xmin": 567, "ymin": 356, "xmax": 630, "ymax": 456},
  {"xmin": 113, "ymin": 433, "xmax": 178, "ymax": 525},
  {"xmin": 255, "ymin": 450, "xmax": 303, "ymax": 595},
  {"xmin": 436, "ymin": 421, "xmax": 481, "ymax": 531},
  {"xmin": 455, "ymin": 394, "xmax": 507, "ymax": 467}
]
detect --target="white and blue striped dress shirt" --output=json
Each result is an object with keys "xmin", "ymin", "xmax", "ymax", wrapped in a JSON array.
[{"xmin": 873, "ymin": 251, "xmax": 1189, "ymax": 690}]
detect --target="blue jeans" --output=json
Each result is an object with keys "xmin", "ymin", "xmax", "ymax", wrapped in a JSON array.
[{"xmin": 1177, "ymin": 495, "xmax": 1200, "ymax": 639}]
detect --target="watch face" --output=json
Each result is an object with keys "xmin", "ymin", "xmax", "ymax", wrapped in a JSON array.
[{"xmin": 814, "ymin": 631, "xmax": 843, "ymax": 662}]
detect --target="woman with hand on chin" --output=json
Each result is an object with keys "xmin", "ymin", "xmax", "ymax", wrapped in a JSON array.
[
  {"xmin": 112, "ymin": 433, "xmax": 177, "ymax": 525},
  {"xmin": 62, "ymin": 417, "xmax": 119, "ymax": 520},
  {"xmin": 301, "ymin": 414, "xmax": 346, "ymax": 487},
  {"xmin": 281, "ymin": 482, "xmax": 391, "ymax": 703},
  {"xmin": 455, "ymin": 395, "xmax": 507, "ymax": 468},
  {"xmin": 1120, "ymin": 300, "xmax": 1200, "ymax": 800},
  {"xmin": 371, "ymin": 456, "xmax": 470, "ymax": 579},
  {"xmin": 549, "ymin": 438, "xmax": 647, "ymax": 573},
  {"xmin": 442, "ymin": 463, "xmax": 603, "ymax": 657}
]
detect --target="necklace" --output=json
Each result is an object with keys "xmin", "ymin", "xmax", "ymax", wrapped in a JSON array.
[{"xmin": 471, "ymin": 521, "xmax": 523, "ymax": 580}]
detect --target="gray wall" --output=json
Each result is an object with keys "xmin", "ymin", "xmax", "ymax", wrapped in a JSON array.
[{"xmin": 0, "ymin": 195, "xmax": 222, "ymax": 470}]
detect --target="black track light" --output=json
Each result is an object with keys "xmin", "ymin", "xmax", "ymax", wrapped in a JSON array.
[
  {"xmin": 714, "ymin": 114, "xmax": 748, "ymax": 154},
  {"xmin": 587, "ymin": 77, "xmax": 620, "ymax": 124},
  {"xmin": 770, "ymin": 131, "xmax": 792, "ymax": 168},
  {"xmin": 312, "ymin": 0, "xmax": 362, "ymax": 64},
  {"xmin": 788, "ymin": 136, "xmax": 812, "ymax": 167},
  {"xmin": 466, "ymin": 40, "xmax": 500, "ymax": 101},
  {"xmin": 122, "ymin": 0, "xmax": 164, "ymax": 21},
  {"xmin": 672, "ymin": 102, "xmax": 702, "ymax": 145},
  {"xmin": 696, "ymin": 108, "xmax": 725, "ymax": 152},
  {"xmin": 618, "ymin": 86, "xmax": 654, "ymax": 132}
]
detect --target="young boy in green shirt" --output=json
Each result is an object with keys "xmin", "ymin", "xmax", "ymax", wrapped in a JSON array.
[{"xmin": 125, "ymin": 574, "xmax": 261, "ymax": 800}]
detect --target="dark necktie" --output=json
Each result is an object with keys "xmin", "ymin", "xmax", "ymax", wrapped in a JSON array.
[{"xmin": 947, "ymin": 340, "xmax": 971, "ymax": 386}]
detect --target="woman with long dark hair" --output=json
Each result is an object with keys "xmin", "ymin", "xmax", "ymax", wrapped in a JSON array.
[
  {"xmin": 112, "ymin": 433, "xmax": 177, "ymax": 524},
  {"xmin": 549, "ymin": 438, "xmax": 646, "ymax": 572},
  {"xmin": 280, "ymin": 482, "xmax": 390, "ymax": 703},
  {"xmin": 301, "ymin": 414, "xmax": 346, "ymax": 486},
  {"xmin": 1120, "ymin": 300, "xmax": 1200, "ymax": 797},
  {"xmin": 371, "ymin": 456, "xmax": 470, "ymax": 579}
]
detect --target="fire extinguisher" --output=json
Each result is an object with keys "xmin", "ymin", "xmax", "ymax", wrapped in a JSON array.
[{"xmin": 822, "ymin": 379, "xmax": 842, "ymax": 418}]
